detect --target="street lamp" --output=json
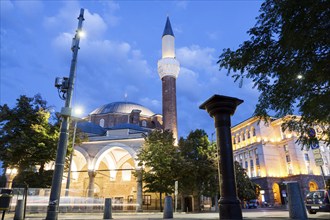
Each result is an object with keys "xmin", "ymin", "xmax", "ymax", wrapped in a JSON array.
[
  {"xmin": 46, "ymin": 9, "xmax": 85, "ymax": 220},
  {"xmin": 5, "ymin": 168, "xmax": 18, "ymax": 188},
  {"xmin": 65, "ymin": 107, "xmax": 83, "ymax": 197}
]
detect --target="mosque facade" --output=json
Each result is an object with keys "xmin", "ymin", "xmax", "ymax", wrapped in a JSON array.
[{"xmin": 62, "ymin": 17, "xmax": 179, "ymax": 211}]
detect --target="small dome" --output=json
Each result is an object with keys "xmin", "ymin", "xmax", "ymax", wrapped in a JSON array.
[{"xmin": 90, "ymin": 101, "xmax": 155, "ymax": 116}]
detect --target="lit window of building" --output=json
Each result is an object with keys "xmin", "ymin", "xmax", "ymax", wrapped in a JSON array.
[{"xmin": 284, "ymin": 144, "xmax": 289, "ymax": 152}]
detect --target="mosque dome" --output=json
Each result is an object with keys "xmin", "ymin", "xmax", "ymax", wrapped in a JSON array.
[{"xmin": 89, "ymin": 101, "xmax": 155, "ymax": 116}]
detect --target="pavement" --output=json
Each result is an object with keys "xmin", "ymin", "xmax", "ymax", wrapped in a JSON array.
[{"xmin": 2, "ymin": 208, "xmax": 330, "ymax": 220}]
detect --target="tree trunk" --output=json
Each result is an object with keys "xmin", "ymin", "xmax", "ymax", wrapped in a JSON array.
[
  {"xmin": 160, "ymin": 192, "xmax": 163, "ymax": 212},
  {"xmin": 39, "ymin": 163, "xmax": 45, "ymax": 174}
]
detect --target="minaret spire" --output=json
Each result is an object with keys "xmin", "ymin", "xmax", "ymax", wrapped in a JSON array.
[
  {"xmin": 162, "ymin": 16, "xmax": 174, "ymax": 37},
  {"xmin": 158, "ymin": 17, "xmax": 180, "ymax": 145}
]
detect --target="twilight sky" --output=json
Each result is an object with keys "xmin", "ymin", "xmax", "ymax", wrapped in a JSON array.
[{"xmin": 1, "ymin": 0, "xmax": 263, "ymax": 140}]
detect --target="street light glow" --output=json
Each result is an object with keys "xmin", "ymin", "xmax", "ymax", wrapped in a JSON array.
[
  {"xmin": 297, "ymin": 74, "xmax": 303, "ymax": 79},
  {"xmin": 73, "ymin": 107, "xmax": 83, "ymax": 116},
  {"xmin": 77, "ymin": 30, "xmax": 86, "ymax": 38}
]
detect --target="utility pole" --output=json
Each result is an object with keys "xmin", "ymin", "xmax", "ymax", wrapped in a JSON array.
[{"xmin": 46, "ymin": 9, "xmax": 85, "ymax": 220}]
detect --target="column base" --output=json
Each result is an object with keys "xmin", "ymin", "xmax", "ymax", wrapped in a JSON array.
[{"xmin": 219, "ymin": 202, "xmax": 242, "ymax": 219}]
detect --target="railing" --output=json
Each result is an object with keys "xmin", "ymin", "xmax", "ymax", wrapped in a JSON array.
[{"xmin": 3, "ymin": 188, "xmax": 183, "ymax": 213}]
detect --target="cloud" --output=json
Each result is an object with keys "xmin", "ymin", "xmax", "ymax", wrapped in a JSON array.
[
  {"xmin": 102, "ymin": 1, "xmax": 121, "ymax": 27},
  {"xmin": 15, "ymin": 0, "xmax": 43, "ymax": 16},
  {"xmin": 177, "ymin": 45, "xmax": 216, "ymax": 71}
]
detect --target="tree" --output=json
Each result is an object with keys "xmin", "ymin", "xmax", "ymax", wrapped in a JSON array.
[
  {"xmin": 178, "ymin": 129, "xmax": 218, "ymax": 210},
  {"xmin": 136, "ymin": 129, "xmax": 181, "ymax": 210},
  {"xmin": 218, "ymin": 0, "xmax": 330, "ymax": 147},
  {"xmin": 0, "ymin": 94, "xmax": 59, "ymax": 186},
  {"xmin": 234, "ymin": 161, "xmax": 260, "ymax": 202}
]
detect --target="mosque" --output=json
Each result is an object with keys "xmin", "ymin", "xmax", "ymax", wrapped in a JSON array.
[{"xmin": 63, "ymin": 17, "xmax": 180, "ymax": 211}]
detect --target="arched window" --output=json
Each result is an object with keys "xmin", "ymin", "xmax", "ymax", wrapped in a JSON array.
[
  {"xmin": 247, "ymin": 130, "xmax": 251, "ymax": 139},
  {"xmin": 142, "ymin": 120, "xmax": 147, "ymax": 127},
  {"xmin": 242, "ymin": 132, "xmax": 245, "ymax": 141},
  {"xmin": 99, "ymin": 118, "xmax": 105, "ymax": 127}
]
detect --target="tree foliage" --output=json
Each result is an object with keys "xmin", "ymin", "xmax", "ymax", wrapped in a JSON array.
[
  {"xmin": 234, "ymin": 161, "xmax": 260, "ymax": 201},
  {"xmin": 218, "ymin": 0, "xmax": 330, "ymax": 147},
  {"xmin": 0, "ymin": 94, "xmax": 59, "ymax": 173},
  {"xmin": 136, "ymin": 129, "xmax": 181, "ymax": 195},
  {"xmin": 178, "ymin": 129, "xmax": 218, "ymax": 199}
]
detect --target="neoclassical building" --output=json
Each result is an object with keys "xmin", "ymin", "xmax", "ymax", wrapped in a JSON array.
[{"xmin": 231, "ymin": 116, "xmax": 330, "ymax": 206}]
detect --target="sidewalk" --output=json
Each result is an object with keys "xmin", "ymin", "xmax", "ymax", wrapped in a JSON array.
[{"xmin": 3, "ymin": 209, "xmax": 330, "ymax": 219}]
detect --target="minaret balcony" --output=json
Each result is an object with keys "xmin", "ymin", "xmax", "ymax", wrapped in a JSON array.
[{"xmin": 157, "ymin": 57, "xmax": 180, "ymax": 79}]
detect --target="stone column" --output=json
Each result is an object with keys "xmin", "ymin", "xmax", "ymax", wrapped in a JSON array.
[
  {"xmin": 87, "ymin": 170, "xmax": 97, "ymax": 197},
  {"xmin": 200, "ymin": 94, "xmax": 243, "ymax": 220},
  {"xmin": 136, "ymin": 169, "xmax": 143, "ymax": 212}
]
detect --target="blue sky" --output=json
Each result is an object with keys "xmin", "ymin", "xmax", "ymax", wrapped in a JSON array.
[{"xmin": 1, "ymin": 0, "xmax": 263, "ymax": 140}]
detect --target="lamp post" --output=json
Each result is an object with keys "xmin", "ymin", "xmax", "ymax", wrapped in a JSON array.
[
  {"xmin": 46, "ymin": 9, "xmax": 84, "ymax": 220},
  {"xmin": 5, "ymin": 168, "xmax": 18, "ymax": 189},
  {"xmin": 65, "ymin": 118, "xmax": 78, "ymax": 197}
]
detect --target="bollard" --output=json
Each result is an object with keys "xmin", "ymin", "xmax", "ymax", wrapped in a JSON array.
[
  {"xmin": 163, "ymin": 196, "xmax": 173, "ymax": 219},
  {"xmin": 287, "ymin": 182, "xmax": 307, "ymax": 219},
  {"xmin": 14, "ymin": 200, "xmax": 24, "ymax": 220},
  {"xmin": 103, "ymin": 198, "xmax": 112, "ymax": 219}
]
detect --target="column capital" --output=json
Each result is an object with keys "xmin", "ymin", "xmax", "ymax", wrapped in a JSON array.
[{"xmin": 199, "ymin": 94, "xmax": 243, "ymax": 117}]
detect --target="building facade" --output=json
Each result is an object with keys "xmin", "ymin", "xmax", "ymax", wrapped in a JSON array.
[{"xmin": 231, "ymin": 116, "xmax": 330, "ymax": 206}]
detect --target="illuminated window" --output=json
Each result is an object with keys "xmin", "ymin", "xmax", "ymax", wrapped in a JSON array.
[
  {"xmin": 99, "ymin": 118, "xmax": 105, "ymax": 127},
  {"xmin": 143, "ymin": 195, "xmax": 151, "ymax": 205},
  {"xmin": 284, "ymin": 145, "xmax": 289, "ymax": 152},
  {"xmin": 257, "ymin": 166, "xmax": 261, "ymax": 177}
]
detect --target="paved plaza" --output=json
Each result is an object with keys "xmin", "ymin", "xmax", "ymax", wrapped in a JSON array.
[{"xmin": 3, "ymin": 208, "xmax": 330, "ymax": 220}]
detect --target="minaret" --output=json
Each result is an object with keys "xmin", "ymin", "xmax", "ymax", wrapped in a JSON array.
[{"xmin": 158, "ymin": 17, "xmax": 180, "ymax": 144}]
